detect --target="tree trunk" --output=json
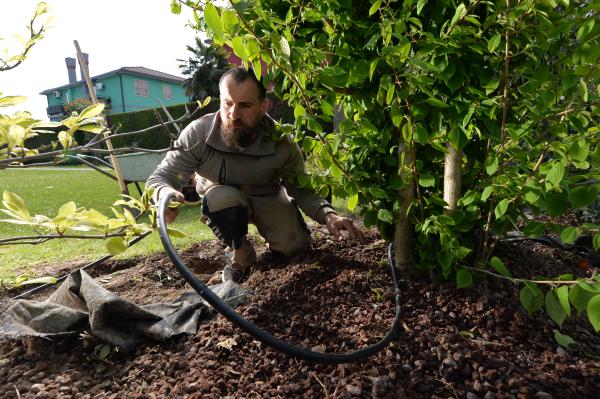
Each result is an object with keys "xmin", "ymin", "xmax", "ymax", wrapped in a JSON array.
[
  {"xmin": 443, "ymin": 142, "xmax": 462, "ymax": 212},
  {"xmin": 393, "ymin": 141, "xmax": 416, "ymax": 272}
]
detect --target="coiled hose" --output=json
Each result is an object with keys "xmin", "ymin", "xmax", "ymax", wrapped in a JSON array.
[{"xmin": 158, "ymin": 193, "xmax": 403, "ymax": 364}]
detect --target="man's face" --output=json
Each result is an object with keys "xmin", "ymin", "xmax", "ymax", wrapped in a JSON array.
[{"xmin": 219, "ymin": 76, "xmax": 268, "ymax": 149}]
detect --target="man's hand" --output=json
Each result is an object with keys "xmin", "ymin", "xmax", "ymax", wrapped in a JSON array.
[
  {"xmin": 324, "ymin": 212, "xmax": 365, "ymax": 242},
  {"xmin": 163, "ymin": 190, "xmax": 185, "ymax": 224}
]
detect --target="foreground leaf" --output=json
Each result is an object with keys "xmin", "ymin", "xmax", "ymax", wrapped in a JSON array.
[
  {"xmin": 545, "ymin": 290, "xmax": 567, "ymax": 328},
  {"xmin": 520, "ymin": 283, "xmax": 544, "ymax": 315},
  {"xmin": 587, "ymin": 294, "xmax": 600, "ymax": 332},
  {"xmin": 553, "ymin": 330, "xmax": 575, "ymax": 349},
  {"xmin": 106, "ymin": 237, "xmax": 127, "ymax": 255}
]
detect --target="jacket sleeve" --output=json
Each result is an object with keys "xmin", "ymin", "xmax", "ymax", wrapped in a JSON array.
[
  {"xmin": 146, "ymin": 121, "xmax": 205, "ymax": 202},
  {"xmin": 280, "ymin": 139, "xmax": 336, "ymax": 224}
]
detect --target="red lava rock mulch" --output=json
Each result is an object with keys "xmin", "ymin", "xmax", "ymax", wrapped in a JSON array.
[{"xmin": 1, "ymin": 227, "xmax": 599, "ymax": 398}]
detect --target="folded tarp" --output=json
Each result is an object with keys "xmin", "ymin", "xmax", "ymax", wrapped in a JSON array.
[{"xmin": 0, "ymin": 269, "xmax": 248, "ymax": 350}]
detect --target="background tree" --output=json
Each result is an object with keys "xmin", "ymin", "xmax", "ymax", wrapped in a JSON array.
[
  {"xmin": 180, "ymin": 0, "xmax": 600, "ymax": 331},
  {"xmin": 178, "ymin": 36, "xmax": 231, "ymax": 101}
]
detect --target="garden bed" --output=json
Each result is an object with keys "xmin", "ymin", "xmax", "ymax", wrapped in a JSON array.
[{"xmin": 1, "ymin": 226, "xmax": 599, "ymax": 398}]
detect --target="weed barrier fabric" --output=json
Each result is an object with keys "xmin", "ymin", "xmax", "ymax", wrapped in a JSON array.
[{"xmin": 0, "ymin": 269, "xmax": 248, "ymax": 351}]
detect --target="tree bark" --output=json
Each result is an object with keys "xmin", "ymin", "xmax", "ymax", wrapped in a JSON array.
[
  {"xmin": 393, "ymin": 141, "xmax": 416, "ymax": 272},
  {"xmin": 443, "ymin": 142, "xmax": 462, "ymax": 212}
]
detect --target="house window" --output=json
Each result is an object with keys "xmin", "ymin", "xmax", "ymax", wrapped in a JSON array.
[
  {"xmin": 134, "ymin": 79, "xmax": 148, "ymax": 97},
  {"xmin": 163, "ymin": 84, "xmax": 172, "ymax": 100}
]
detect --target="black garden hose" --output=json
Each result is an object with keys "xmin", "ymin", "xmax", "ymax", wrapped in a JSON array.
[{"xmin": 158, "ymin": 193, "xmax": 403, "ymax": 364}]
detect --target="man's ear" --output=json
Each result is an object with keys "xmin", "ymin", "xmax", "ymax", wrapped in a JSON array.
[{"xmin": 261, "ymin": 98, "xmax": 269, "ymax": 114}]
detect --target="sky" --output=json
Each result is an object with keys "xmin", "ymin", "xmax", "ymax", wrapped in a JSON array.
[{"xmin": 1, "ymin": 0, "xmax": 199, "ymax": 119}]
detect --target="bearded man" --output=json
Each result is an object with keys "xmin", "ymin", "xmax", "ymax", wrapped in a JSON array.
[{"xmin": 147, "ymin": 67, "xmax": 362, "ymax": 283}]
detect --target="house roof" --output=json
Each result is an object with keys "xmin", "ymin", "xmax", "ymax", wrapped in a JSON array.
[{"xmin": 40, "ymin": 66, "xmax": 185, "ymax": 94}]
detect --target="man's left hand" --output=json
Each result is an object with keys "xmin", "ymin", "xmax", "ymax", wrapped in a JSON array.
[{"xmin": 324, "ymin": 213, "xmax": 365, "ymax": 242}]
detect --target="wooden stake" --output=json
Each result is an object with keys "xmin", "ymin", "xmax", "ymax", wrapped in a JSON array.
[{"xmin": 74, "ymin": 40, "xmax": 129, "ymax": 195}]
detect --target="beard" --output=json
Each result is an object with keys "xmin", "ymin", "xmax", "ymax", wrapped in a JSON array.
[{"xmin": 221, "ymin": 121, "xmax": 256, "ymax": 150}]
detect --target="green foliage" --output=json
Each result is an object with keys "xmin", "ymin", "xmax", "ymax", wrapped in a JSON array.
[
  {"xmin": 553, "ymin": 329, "xmax": 575, "ymax": 349},
  {"xmin": 0, "ymin": 168, "xmax": 214, "ymax": 278},
  {"xmin": 178, "ymin": 36, "xmax": 231, "ymax": 101},
  {"xmin": 1, "ymin": 97, "xmax": 106, "ymax": 162},
  {"xmin": 2, "ymin": 274, "xmax": 57, "ymax": 289},
  {"xmin": 182, "ymin": 0, "xmax": 600, "ymax": 332},
  {"xmin": 0, "ymin": 188, "xmax": 163, "ymax": 253}
]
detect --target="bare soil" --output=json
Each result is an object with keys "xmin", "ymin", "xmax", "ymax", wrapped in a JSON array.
[{"xmin": 1, "ymin": 225, "xmax": 599, "ymax": 398}]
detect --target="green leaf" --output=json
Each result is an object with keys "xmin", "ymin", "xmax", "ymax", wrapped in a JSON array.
[
  {"xmin": 347, "ymin": 194, "xmax": 359, "ymax": 211},
  {"xmin": 485, "ymin": 79, "xmax": 500, "ymax": 95},
  {"xmin": 523, "ymin": 221, "xmax": 546, "ymax": 237},
  {"xmin": 390, "ymin": 102, "xmax": 403, "ymax": 127},
  {"xmin": 167, "ymin": 226, "xmax": 188, "ymax": 238},
  {"xmin": 579, "ymin": 78, "xmax": 588, "ymax": 102},
  {"xmin": 560, "ymin": 226, "xmax": 579, "ymax": 245},
  {"xmin": 0, "ymin": 95, "xmax": 27, "ymax": 107},
  {"xmin": 546, "ymin": 290, "xmax": 567, "ymax": 328},
  {"xmin": 568, "ymin": 185, "xmax": 598, "ymax": 208},
  {"xmin": 557, "ymin": 285, "xmax": 571, "ymax": 317},
  {"xmin": 544, "ymin": 191, "xmax": 568, "ymax": 217},
  {"xmin": 553, "ymin": 330, "xmax": 575, "ymax": 349},
  {"xmin": 204, "ymin": 3, "xmax": 223, "ymax": 38},
  {"xmin": 231, "ymin": 36, "xmax": 248, "ymax": 60},
  {"xmin": 481, "ymin": 186, "xmax": 493, "ymax": 202},
  {"xmin": 294, "ymin": 104, "xmax": 306, "ymax": 119},
  {"xmin": 307, "ymin": 118, "xmax": 322, "ymax": 133},
  {"xmin": 449, "ymin": 4, "xmax": 467, "ymax": 30},
  {"xmin": 170, "ymin": 0, "xmax": 181, "ymax": 14},
  {"xmin": 418, "ymin": 174, "xmax": 435, "ymax": 187},
  {"xmin": 456, "ymin": 269, "xmax": 472, "ymax": 288},
  {"xmin": 2, "ymin": 191, "xmax": 31, "ymax": 221},
  {"xmin": 487, "ymin": 34, "xmax": 501, "ymax": 53},
  {"xmin": 78, "ymin": 103, "xmax": 105, "ymax": 120},
  {"xmin": 485, "ymin": 154, "xmax": 498, "ymax": 175},
  {"xmin": 377, "ymin": 209, "xmax": 394, "ymax": 223},
  {"xmin": 425, "ymin": 97, "xmax": 450, "ymax": 108},
  {"xmin": 494, "ymin": 198, "xmax": 509, "ymax": 219},
  {"xmin": 77, "ymin": 124, "xmax": 105, "ymax": 134},
  {"xmin": 577, "ymin": 19, "xmax": 595, "ymax": 41},
  {"xmin": 369, "ymin": 59, "xmax": 379, "ymax": 81},
  {"xmin": 569, "ymin": 139, "xmax": 590, "ymax": 162},
  {"xmin": 545, "ymin": 163, "xmax": 565, "ymax": 187},
  {"xmin": 369, "ymin": 0, "xmax": 382, "ymax": 16},
  {"xmin": 593, "ymin": 233, "xmax": 600, "ymax": 251},
  {"xmin": 569, "ymin": 284, "xmax": 595, "ymax": 313},
  {"xmin": 490, "ymin": 256, "xmax": 511, "ymax": 278},
  {"xmin": 386, "ymin": 85, "xmax": 395, "ymax": 105},
  {"xmin": 369, "ymin": 187, "xmax": 388, "ymax": 199},
  {"xmin": 15, "ymin": 276, "xmax": 58, "ymax": 286},
  {"xmin": 106, "ymin": 237, "xmax": 127, "ymax": 255},
  {"xmin": 587, "ymin": 294, "xmax": 600, "ymax": 332},
  {"xmin": 520, "ymin": 283, "xmax": 544, "ymax": 315},
  {"xmin": 416, "ymin": 0, "xmax": 426, "ymax": 15},
  {"xmin": 280, "ymin": 37, "xmax": 291, "ymax": 58},
  {"xmin": 58, "ymin": 201, "xmax": 77, "ymax": 218}
]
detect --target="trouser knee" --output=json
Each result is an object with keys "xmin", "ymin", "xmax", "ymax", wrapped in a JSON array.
[{"xmin": 202, "ymin": 186, "xmax": 250, "ymax": 249}]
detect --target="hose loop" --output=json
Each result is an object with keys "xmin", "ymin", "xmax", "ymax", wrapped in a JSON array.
[{"xmin": 158, "ymin": 193, "xmax": 402, "ymax": 363}]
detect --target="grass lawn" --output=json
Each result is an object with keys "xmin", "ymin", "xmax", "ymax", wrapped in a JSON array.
[{"xmin": 0, "ymin": 168, "xmax": 212, "ymax": 281}]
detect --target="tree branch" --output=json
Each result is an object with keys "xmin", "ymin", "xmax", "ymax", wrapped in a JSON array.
[{"xmin": 0, "ymin": 232, "xmax": 129, "ymax": 245}]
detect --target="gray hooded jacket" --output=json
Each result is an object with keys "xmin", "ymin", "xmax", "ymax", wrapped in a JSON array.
[{"xmin": 146, "ymin": 112, "xmax": 335, "ymax": 224}]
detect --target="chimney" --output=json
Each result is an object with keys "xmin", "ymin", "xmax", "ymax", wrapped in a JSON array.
[
  {"xmin": 78, "ymin": 52, "xmax": 89, "ymax": 96},
  {"xmin": 65, "ymin": 57, "xmax": 77, "ymax": 84}
]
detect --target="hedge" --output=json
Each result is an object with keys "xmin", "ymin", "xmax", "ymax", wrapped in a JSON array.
[{"xmin": 105, "ymin": 101, "xmax": 218, "ymax": 150}]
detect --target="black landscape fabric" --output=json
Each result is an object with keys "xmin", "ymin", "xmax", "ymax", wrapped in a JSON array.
[{"xmin": 0, "ymin": 269, "xmax": 248, "ymax": 350}]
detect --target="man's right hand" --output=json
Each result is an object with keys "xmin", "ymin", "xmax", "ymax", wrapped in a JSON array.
[{"xmin": 164, "ymin": 190, "xmax": 185, "ymax": 223}]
